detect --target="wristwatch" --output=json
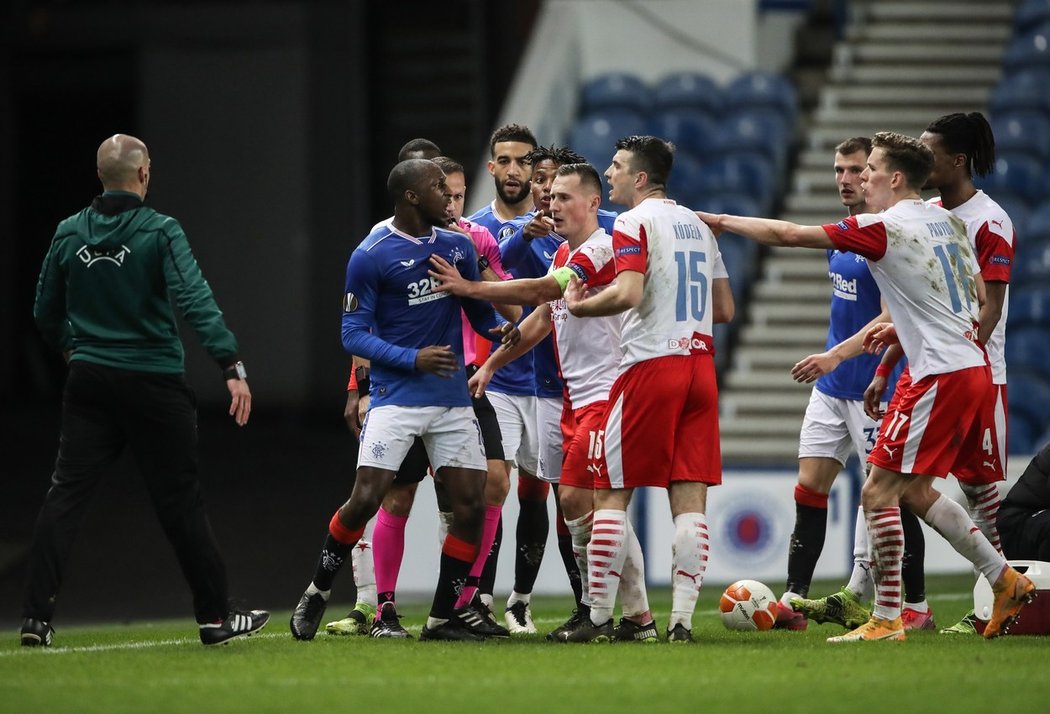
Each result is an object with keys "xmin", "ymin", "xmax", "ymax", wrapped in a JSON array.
[
  {"xmin": 477, "ymin": 255, "xmax": 491, "ymax": 272},
  {"xmin": 355, "ymin": 365, "xmax": 371, "ymax": 395},
  {"xmin": 223, "ymin": 361, "xmax": 247, "ymax": 380}
]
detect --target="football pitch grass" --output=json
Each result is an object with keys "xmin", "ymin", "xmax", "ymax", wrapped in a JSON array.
[{"xmin": 2, "ymin": 574, "xmax": 1047, "ymax": 714}]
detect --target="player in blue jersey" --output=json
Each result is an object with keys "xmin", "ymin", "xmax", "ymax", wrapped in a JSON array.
[
  {"xmin": 773, "ymin": 138, "xmax": 930, "ymax": 632},
  {"xmin": 290, "ymin": 159, "xmax": 514, "ymax": 642},
  {"xmin": 460, "ymin": 123, "xmax": 545, "ymax": 625}
]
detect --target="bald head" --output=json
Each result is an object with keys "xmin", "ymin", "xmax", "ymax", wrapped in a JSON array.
[{"xmin": 97, "ymin": 134, "xmax": 150, "ymax": 193}]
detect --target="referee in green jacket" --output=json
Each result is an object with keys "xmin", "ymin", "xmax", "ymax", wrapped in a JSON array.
[{"xmin": 21, "ymin": 134, "xmax": 269, "ymax": 647}]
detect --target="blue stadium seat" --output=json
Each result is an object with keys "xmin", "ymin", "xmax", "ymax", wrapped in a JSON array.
[
  {"xmin": 1008, "ymin": 371, "xmax": 1050, "ymax": 439},
  {"xmin": 718, "ymin": 107, "xmax": 793, "ymax": 165},
  {"xmin": 1003, "ymin": 23, "xmax": 1050, "ymax": 71},
  {"xmin": 647, "ymin": 109, "xmax": 720, "ymax": 158},
  {"xmin": 579, "ymin": 72, "xmax": 650, "ymax": 114},
  {"xmin": 1006, "ymin": 326, "xmax": 1050, "ymax": 379},
  {"xmin": 991, "ymin": 111, "xmax": 1050, "ymax": 159},
  {"xmin": 723, "ymin": 72, "xmax": 798, "ymax": 125},
  {"xmin": 1017, "ymin": 0, "xmax": 1050, "ymax": 33},
  {"xmin": 568, "ymin": 109, "xmax": 648, "ymax": 169},
  {"xmin": 693, "ymin": 191, "xmax": 763, "ymax": 218},
  {"xmin": 1011, "ymin": 239, "xmax": 1050, "ymax": 286},
  {"xmin": 666, "ymin": 153, "xmax": 705, "ymax": 206},
  {"xmin": 713, "ymin": 233, "xmax": 756, "ymax": 309},
  {"xmin": 651, "ymin": 72, "xmax": 722, "ymax": 115},
  {"xmin": 697, "ymin": 154, "xmax": 778, "ymax": 214},
  {"xmin": 989, "ymin": 192, "xmax": 1031, "ymax": 237},
  {"xmin": 974, "ymin": 152, "xmax": 1045, "ymax": 203},
  {"xmin": 1009, "ymin": 287, "xmax": 1050, "ymax": 328},
  {"xmin": 988, "ymin": 69, "xmax": 1050, "ymax": 115},
  {"xmin": 1010, "ymin": 411, "xmax": 1040, "ymax": 454}
]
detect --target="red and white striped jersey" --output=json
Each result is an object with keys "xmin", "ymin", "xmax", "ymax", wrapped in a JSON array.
[
  {"xmin": 548, "ymin": 229, "xmax": 621, "ymax": 409},
  {"xmin": 929, "ymin": 191, "xmax": 1014, "ymax": 385},
  {"xmin": 823, "ymin": 199, "xmax": 986, "ymax": 382},
  {"xmin": 611, "ymin": 198, "xmax": 726, "ymax": 371}
]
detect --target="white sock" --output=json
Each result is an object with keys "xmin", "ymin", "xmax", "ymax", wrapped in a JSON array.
[
  {"xmin": 846, "ymin": 505, "xmax": 874, "ymax": 601},
  {"xmin": 305, "ymin": 582, "xmax": 330, "ymax": 600},
  {"xmin": 425, "ymin": 616, "xmax": 448, "ymax": 630},
  {"xmin": 587, "ymin": 509, "xmax": 629, "ymax": 625},
  {"xmin": 669, "ymin": 512, "xmax": 708, "ymax": 630},
  {"xmin": 866, "ymin": 507, "xmax": 903, "ymax": 621},
  {"xmin": 780, "ymin": 591, "xmax": 803, "ymax": 608},
  {"xmin": 904, "ymin": 599, "xmax": 929, "ymax": 613},
  {"xmin": 352, "ymin": 539, "xmax": 377, "ymax": 608},
  {"xmin": 479, "ymin": 593, "xmax": 494, "ymax": 609},
  {"xmin": 923, "ymin": 494, "xmax": 1006, "ymax": 583},
  {"xmin": 507, "ymin": 590, "xmax": 531, "ymax": 607},
  {"xmin": 960, "ymin": 482, "xmax": 1003, "ymax": 555},
  {"xmin": 565, "ymin": 511, "xmax": 594, "ymax": 607},
  {"xmin": 620, "ymin": 520, "xmax": 651, "ymax": 620}
]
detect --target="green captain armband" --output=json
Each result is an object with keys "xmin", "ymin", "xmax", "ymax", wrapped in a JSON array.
[{"xmin": 551, "ymin": 266, "xmax": 577, "ymax": 293}]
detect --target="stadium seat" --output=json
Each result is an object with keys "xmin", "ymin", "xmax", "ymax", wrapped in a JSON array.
[
  {"xmin": 991, "ymin": 111, "xmax": 1050, "ymax": 159},
  {"xmin": 1010, "ymin": 240, "xmax": 1050, "ymax": 286},
  {"xmin": 568, "ymin": 109, "xmax": 648, "ymax": 169},
  {"xmin": 1009, "ymin": 286, "xmax": 1050, "ymax": 328},
  {"xmin": 1003, "ymin": 23, "xmax": 1050, "ymax": 71},
  {"xmin": 974, "ymin": 152, "xmax": 1045, "ymax": 203},
  {"xmin": 579, "ymin": 72, "xmax": 650, "ymax": 114},
  {"xmin": 723, "ymin": 71, "xmax": 798, "ymax": 125},
  {"xmin": 714, "ymin": 108, "xmax": 793, "ymax": 173},
  {"xmin": 698, "ymin": 153, "xmax": 779, "ymax": 213},
  {"xmin": 693, "ymin": 191, "xmax": 763, "ymax": 218},
  {"xmin": 988, "ymin": 69, "xmax": 1050, "ymax": 115},
  {"xmin": 666, "ymin": 152, "xmax": 705, "ymax": 206},
  {"xmin": 1009, "ymin": 411, "xmax": 1040, "ymax": 454},
  {"xmin": 1008, "ymin": 371, "xmax": 1050, "ymax": 439},
  {"xmin": 1016, "ymin": 0, "xmax": 1050, "ymax": 33},
  {"xmin": 988, "ymin": 192, "xmax": 1030, "ymax": 237},
  {"xmin": 1006, "ymin": 326, "xmax": 1050, "ymax": 379},
  {"xmin": 651, "ymin": 71, "xmax": 722, "ymax": 115},
  {"xmin": 647, "ymin": 109, "xmax": 720, "ymax": 158}
]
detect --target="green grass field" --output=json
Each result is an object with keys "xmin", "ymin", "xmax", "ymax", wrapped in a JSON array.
[{"xmin": 2, "ymin": 574, "xmax": 1047, "ymax": 714}]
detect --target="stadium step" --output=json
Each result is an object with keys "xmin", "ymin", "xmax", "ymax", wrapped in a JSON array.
[
  {"xmin": 820, "ymin": 85, "xmax": 991, "ymax": 110},
  {"xmin": 846, "ymin": 23, "xmax": 1012, "ymax": 43},
  {"xmin": 861, "ymin": 0, "xmax": 1014, "ymax": 23}
]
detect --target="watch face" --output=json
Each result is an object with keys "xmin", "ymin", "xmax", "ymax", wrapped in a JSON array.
[{"xmin": 235, "ymin": 362, "xmax": 247, "ymax": 379}]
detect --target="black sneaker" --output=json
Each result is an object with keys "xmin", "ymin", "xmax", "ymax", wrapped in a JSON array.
[
  {"xmin": 666, "ymin": 623, "xmax": 694, "ymax": 643},
  {"xmin": 613, "ymin": 617, "xmax": 659, "ymax": 642},
  {"xmin": 547, "ymin": 606, "xmax": 590, "ymax": 641},
  {"xmin": 199, "ymin": 609, "xmax": 270, "ymax": 646},
  {"xmin": 370, "ymin": 602, "xmax": 412, "ymax": 639},
  {"xmin": 289, "ymin": 590, "xmax": 328, "ymax": 641},
  {"xmin": 504, "ymin": 600, "xmax": 537, "ymax": 634},
  {"xmin": 419, "ymin": 618, "xmax": 486, "ymax": 641},
  {"xmin": 20, "ymin": 618, "xmax": 54, "ymax": 647},
  {"xmin": 456, "ymin": 601, "xmax": 510, "ymax": 638},
  {"xmin": 563, "ymin": 617, "xmax": 613, "ymax": 643}
]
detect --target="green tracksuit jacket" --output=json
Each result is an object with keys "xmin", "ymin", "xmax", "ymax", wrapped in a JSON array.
[{"xmin": 33, "ymin": 190, "xmax": 239, "ymax": 373}]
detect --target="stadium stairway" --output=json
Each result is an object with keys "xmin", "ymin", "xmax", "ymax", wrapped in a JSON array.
[{"xmin": 719, "ymin": 0, "xmax": 1016, "ymax": 462}]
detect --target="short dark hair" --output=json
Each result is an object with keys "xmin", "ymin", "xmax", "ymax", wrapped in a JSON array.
[
  {"xmin": 387, "ymin": 158, "xmax": 435, "ymax": 201},
  {"xmin": 489, "ymin": 123, "xmax": 538, "ymax": 156},
  {"xmin": 430, "ymin": 155, "xmax": 464, "ymax": 176},
  {"xmin": 835, "ymin": 136, "xmax": 872, "ymax": 157},
  {"xmin": 614, "ymin": 135, "xmax": 674, "ymax": 191},
  {"xmin": 924, "ymin": 112, "xmax": 996, "ymax": 177},
  {"xmin": 555, "ymin": 163, "xmax": 603, "ymax": 195},
  {"xmin": 526, "ymin": 144, "xmax": 586, "ymax": 167},
  {"xmin": 871, "ymin": 132, "xmax": 935, "ymax": 190},
  {"xmin": 398, "ymin": 138, "xmax": 442, "ymax": 162}
]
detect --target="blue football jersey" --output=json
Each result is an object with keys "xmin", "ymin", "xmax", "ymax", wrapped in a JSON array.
[
  {"xmin": 342, "ymin": 224, "xmax": 498, "ymax": 408},
  {"xmin": 816, "ymin": 250, "xmax": 903, "ymax": 402},
  {"xmin": 468, "ymin": 202, "xmax": 536, "ymax": 397}
]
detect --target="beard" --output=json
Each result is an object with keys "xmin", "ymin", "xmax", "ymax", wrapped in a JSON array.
[{"xmin": 495, "ymin": 178, "xmax": 531, "ymax": 206}]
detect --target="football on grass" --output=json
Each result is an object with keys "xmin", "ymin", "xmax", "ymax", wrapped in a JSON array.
[{"xmin": 719, "ymin": 579, "xmax": 778, "ymax": 631}]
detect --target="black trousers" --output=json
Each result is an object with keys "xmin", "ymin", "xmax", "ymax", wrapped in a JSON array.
[
  {"xmin": 999, "ymin": 504, "xmax": 1050, "ymax": 562},
  {"xmin": 22, "ymin": 362, "xmax": 229, "ymax": 624}
]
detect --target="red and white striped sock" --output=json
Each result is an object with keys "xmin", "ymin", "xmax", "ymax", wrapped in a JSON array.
[
  {"xmin": 670, "ymin": 512, "xmax": 709, "ymax": 630},
  {"xmin": 564, "ymin": 511, "xmax": 594, "ymax": 607},
  {"xmin": 924, "ymin": 493, "xmax": 1006, "ymax": 583},
  {"xmin": 620, "ymin": 520, "xmax": 651, "ymax": 620},
  {"xmin": 866, "ymin": 507, "xmax": 904, "ymax": 621},
  {"xmin": 961, "ymin": 482, "xmax": 1003, "ymax": 555},
  {"xmin": 587, "ymin": 509, "xmax": 629, "ymax": 625}
]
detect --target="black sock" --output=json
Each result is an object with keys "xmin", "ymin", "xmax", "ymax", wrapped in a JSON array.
[
  {"xmin": 513, "ymin": 500, "xmax": 549, "ymax": 594},
  {"xmin": 312, "ymin": 533, "xmax": 355, "ymax": 593},
  {"xmin": 479, "ymin": 515, "xmax": 502, "ymax": 598},
  {"xmin": 785, "ymin": 503, "xmax": 827, "ymax": 598},
  {"xmin": 431, "ymin": 551, "xmax": 474, "ymax": 619},
  {"xmin": 900, "ymin": 505, "xmax": 926, "ymax": 603},
  {"xmin": 557, "ymin": 533, "xmax": 583, "ymax": 605},
  {"xmin": 377, "ymin": 591, "xmax": 396, "ymax": 609}
]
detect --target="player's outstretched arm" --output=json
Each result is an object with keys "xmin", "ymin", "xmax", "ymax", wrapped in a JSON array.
[
  {"xmin": 698, "ymin": 212, "xmax": 833, "ymax": 250},
  {"xmin": 565, "ymin": 270, "xmax": 643, "ymax": 317},
  {"xmin": 791, "ymin": 305, "xmax": 893, "ymax": 383},
  {"xmin": 429, "ymin": 254, "xmax": 559, "ymax": 306},
  {"xmin": 469, "ymin": 306, "xmax": 553, "ymax": 398}
]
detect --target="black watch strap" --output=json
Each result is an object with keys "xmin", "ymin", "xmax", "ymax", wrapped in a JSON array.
[{"xmin": 223, "ymin": 361, "xmax": 247, "ymax": 380}]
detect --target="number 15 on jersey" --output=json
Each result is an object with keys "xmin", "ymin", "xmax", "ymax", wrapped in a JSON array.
[{"xmin": 674, "ymin": 250, "xmax": 708, "ymax": 322}]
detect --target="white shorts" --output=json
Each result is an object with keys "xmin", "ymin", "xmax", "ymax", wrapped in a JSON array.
[
  {"xmin": 487, "ymin": 391, "xmax": 539, "ymax": 475},
  {"xmin": 535, "ymin": 395, "xmax": 564, "ymax": 484},
  {"xmin": 797, "ymin": 389, "xmax": 881, "ymax": 466},
  {"xmin": 359, "ymin": 405, "xmax": 487, "ymax": 473}
]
